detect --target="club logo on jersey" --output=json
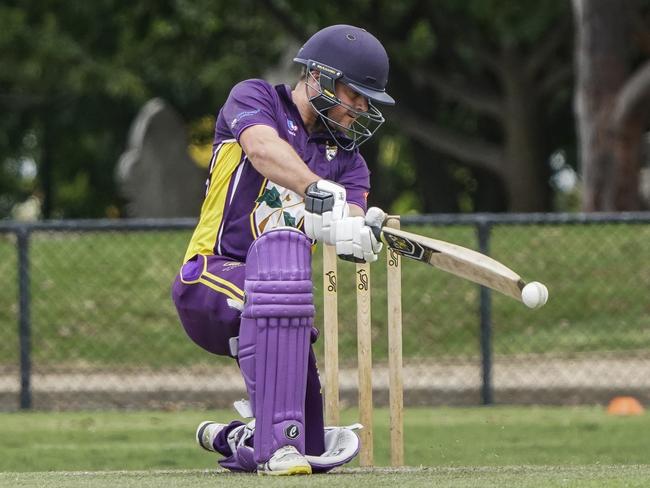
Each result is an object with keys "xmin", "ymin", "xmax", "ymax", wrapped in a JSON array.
[
  {"xmin": 255, "ymin": 186, "xmax": 297, "ymax": 227},
  {"xmin": 252, "ymin": 182, "xmax": 304, "ymax": 236},
  {"xmin": 285, "ymin": 424, "xmax": 300, "ymax": 440},
  {"xmin": 287, "ymin": 118, "xmax": 298, "ymax": 136},
  {"xmin": 325, "ymin": 141, "xmax": 338, "ymax": 161}
]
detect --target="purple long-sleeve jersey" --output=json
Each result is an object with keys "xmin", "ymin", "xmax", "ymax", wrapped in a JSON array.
[{"xmin": 183, "ymin": 79, "xmax": 371, "ymax": 263}]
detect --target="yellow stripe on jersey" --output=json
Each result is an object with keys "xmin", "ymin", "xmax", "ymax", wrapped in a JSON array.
[
  {"xmin": 183, "ymin": 142, "xmax": 242, "ymax": 263},
  {"xmin": 179, "ymin": 255, "xmax": 244, "ymax": 300},
  {"xmin": 198, "ymin": 277, "xmax": 244, "ymax": 303},
  {"xmin": 203, "ymin": 270, "xmax": 244, "ymax": 298},
  {"xmin": 249, "ymin": 178, "xmax": 269, "ymax": 239}
]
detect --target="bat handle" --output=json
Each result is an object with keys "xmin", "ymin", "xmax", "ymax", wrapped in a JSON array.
[
  {"xmin": 376, "ymin": 215, "xmax": 400, "ymax": 240},
  {"xmin": 370, "ymin": 214, "xmax": 399, "ymax": 242},
  {"xmin": 364, "ymin": 209, "xmax": 385, "ymax": 240},
  {"xmin": 371, "ymin": 225, "xmax": 382, "ymax": 242}
]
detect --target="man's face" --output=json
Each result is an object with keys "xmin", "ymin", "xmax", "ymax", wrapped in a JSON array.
[
  {"xmin": 302, "ymin": 69, "xmax": 385, "ymax": 149},
  {"xmin": 328, "ymin": 81, "xmax": 369, "ymax": 129}
]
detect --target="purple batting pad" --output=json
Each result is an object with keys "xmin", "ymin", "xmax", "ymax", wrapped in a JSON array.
[{"xmin": 238, "ymin": 228, "xmax": 315, "ymax": 464}]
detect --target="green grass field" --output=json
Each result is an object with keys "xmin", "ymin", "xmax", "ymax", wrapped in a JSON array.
[
  {"xmin": 1, "ymin": 406, "xmax": 649, "ymax": 486},
  {"xmin": 3, "ymin": 466, "xmax": 650, "ymax": 488}
]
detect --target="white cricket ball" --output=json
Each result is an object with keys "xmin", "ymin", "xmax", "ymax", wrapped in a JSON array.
[{"xmin": 521, "ymin": 282, "xmax": 548, "ymax": 309}]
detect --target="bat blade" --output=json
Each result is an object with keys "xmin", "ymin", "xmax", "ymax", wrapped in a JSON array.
[{"xmin": 381, "ymin": 226, "xmax": 526, "ymax": 302}]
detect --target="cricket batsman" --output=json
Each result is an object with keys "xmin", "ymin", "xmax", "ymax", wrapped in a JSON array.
[{"xmin": 171, "ymin": 24, "xmax": 394, "ymax": 475}]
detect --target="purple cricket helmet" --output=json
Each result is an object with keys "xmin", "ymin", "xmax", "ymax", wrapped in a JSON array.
[
  {"xmin": 294, "ymin": 24, "xmax": 394, "ymax": 105},
  {"xmin": 294, "ymin": 25, "xmax": 395, "ymax": 150}
]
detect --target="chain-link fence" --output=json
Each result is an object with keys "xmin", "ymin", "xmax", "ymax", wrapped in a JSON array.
[{"xmin": 0, "ymin": 213, "xmax": 649, "ymax": 411}]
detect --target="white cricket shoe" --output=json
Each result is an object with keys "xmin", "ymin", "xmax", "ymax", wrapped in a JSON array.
[
  {"xmin": 196, "ymin": 421, "xmax": 227, "ymax": 452},
  {"xmin": 258, "ymin": 445, "xmax": 312, "ymax": 476}
]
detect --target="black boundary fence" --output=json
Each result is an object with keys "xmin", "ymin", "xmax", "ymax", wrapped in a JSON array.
[{"xmin": 1, "ymin": 212, "xmax": 649, "ymax": 411}]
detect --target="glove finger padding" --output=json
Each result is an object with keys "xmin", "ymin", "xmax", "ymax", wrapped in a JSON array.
[
  {"xmin": 359, "ymin": 226, "xmax": 382, "ymax": 256},
  {"xmin": 334, "ymin": 216, "xmax": 381, "ymax": 263},
  {"xmin": 303, "ymin": 212, "xmax": 321, "ymax": 241},
  {"xmin": 334, "ymin": 216, "xmax": 363, "ymax": 262}
]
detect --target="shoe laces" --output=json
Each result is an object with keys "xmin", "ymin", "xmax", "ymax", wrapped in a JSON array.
[
  {"xmin": 273, "ymin": 445, "xmax": 299, "ymax": 461},
  {"xmin": 228, "ymin": 422, "xmax": 254, "ymax": 452}
]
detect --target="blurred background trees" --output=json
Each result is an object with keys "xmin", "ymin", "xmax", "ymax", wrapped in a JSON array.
[
  {"xmin": 1, "ymin": 0, "xmax": 648, "ymax": 218},
  {"xmin": 267, "ymin": 0, "xmax": 574, "ymax": 212},
  {"xmin": 0, "ymin": 0, "xmax": 287, "ymax": 218},
  {"xmin": 573, "ymin": 0, "xmax": 650, "ymax": 211}
]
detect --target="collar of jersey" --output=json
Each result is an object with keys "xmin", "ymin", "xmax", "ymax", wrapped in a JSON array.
[{"xmin": 275, "ymin": 84, "xmax": 352, "ymax": 146}]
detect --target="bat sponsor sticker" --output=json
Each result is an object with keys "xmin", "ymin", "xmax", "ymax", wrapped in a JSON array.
[{"xmin": 384, "ymin": 232, "xmax": 433, "ymax": 262}]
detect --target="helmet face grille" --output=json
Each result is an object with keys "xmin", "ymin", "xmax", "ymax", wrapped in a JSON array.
[{"xmin": 304, "ymin": 68, "xmax": 385, "ymax": 151}]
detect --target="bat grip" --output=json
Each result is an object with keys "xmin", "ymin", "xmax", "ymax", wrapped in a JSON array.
[{"xmin": 370, "ymin": 224, "xmax": 382, "ymax": 242}]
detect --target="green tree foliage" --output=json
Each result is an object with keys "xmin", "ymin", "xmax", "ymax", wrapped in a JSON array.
[
  {"xmin": 262, "ymin": 0, "xmax": 574, "ymax": 212},
  {"xmin": 1, "ymin": 1, "xmax": 576, "ymax": 217},
  {"xmin": 0, "ymin": 0, "xmax": 286, "ymax": 217}
]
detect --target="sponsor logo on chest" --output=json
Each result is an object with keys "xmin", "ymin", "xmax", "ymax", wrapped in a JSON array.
[
  {"xmin": 230, "ymin": 109, "xmax": 260, "ymax": 130},
  {"xmin": 287, "ymin": 118, "xmax": 298, "ymax": 136}
]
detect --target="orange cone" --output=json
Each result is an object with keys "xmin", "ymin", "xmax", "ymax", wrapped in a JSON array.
[{"xmin": 606, "ymin": 396, "xmax": 645, "ymax": 415}]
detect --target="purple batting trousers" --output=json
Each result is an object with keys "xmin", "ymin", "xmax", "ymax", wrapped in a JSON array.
[{"xmin": 171, "ymin": 253, "xmax": 325, "ymax": 457}]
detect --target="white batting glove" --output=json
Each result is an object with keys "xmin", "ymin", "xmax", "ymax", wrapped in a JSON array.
[
  {"xmin": 304, "ymin": 180, "xmax": 349, "ymax": 245},
  {"xmin": 364, "ymin": 207, "xmax": 386, "ymax": 239},
  {"xmin": 334, "ymin": 216, "xmax": 383, "ymax": 263}
]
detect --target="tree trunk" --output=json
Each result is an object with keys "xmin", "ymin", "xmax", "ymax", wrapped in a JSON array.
[
  {"xmin": 573, "ymin": 0, "xmax": 630, "ymax": 210},
  {"xmin": 412, "ymin": 143, "xmax": 460, "ymax": 212},
  {"xmin": 500, "ymin": 49, "xmax": 550, "ymax": 212},
  {"xmin": 611, "ymin": 118, "xmax": 644, "ymax": 209},
  {"xmin": 611, "ymin": 61, "xmax": 650, "ymax": 209}
]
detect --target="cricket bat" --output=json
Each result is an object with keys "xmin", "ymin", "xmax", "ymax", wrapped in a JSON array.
[{"xmin": 380, "ymin": 226, "xmax": 548, "ymax": 307}]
